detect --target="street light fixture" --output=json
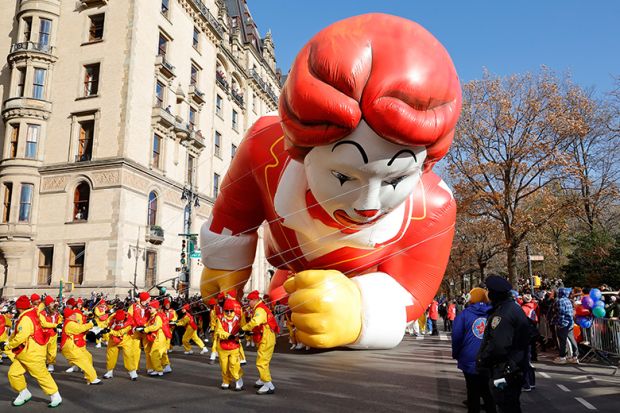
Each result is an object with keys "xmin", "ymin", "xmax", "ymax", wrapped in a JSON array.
[
  {"xmin": 179, "ymin": 185, "xmax": 201, "ymax": 298},
  {"xmin": 128, "ymin": 226, "xmax": 147, "ymax": 300}
]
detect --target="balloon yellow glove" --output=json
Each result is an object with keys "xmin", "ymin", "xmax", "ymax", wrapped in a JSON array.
[
  {"xmin": 284, "ymin": 269, "xmax": 362, "ymax": 348},
  {"xmin": 200, "ymin": 267, "xmax": 252, "ymax": 300}
]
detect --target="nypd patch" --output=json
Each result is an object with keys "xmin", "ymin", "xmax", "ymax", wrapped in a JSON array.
[{"xmin": 491, "ymin": 316, "xmax": 501, "ymax": 329}]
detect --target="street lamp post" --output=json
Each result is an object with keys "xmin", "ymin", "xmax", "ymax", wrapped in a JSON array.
[
  {"xmin": 128, "ymin": 226, "xmax": 146, "ymax": 300},
  {"xmin": 180, "ymin": 186, "xmax": 200, "ymax": 298}
]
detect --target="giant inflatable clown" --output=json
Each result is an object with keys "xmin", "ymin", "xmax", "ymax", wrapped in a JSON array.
[{"xmin": 200, "ymin": 14, "xmax": 461, "ymax": 349}]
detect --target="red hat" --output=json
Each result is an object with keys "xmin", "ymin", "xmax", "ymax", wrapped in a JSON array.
[
  {"xmin": 77, "ymin": 298, "xmax": 84, "ymax": 305},
  {"xmin": 66, "ymin": 298, "xmax": 76, "ymax": 307},
  {"xmin": 226, "ymin": 290, "xmax": 237, "ymax": 299},
  {"xmin": 163, "ymin": 299, "xmax": 170, "ymax": 306},
  {"xmin": 247, "ymin": 290, "xmax": 260, "ymax": 300},
  {"xmin": 44, "ymin": 296, "xmax": 55, "ymax": 306},
  {"xmin": 98, "ymin": 299, "xmax": 106, "ymax": 306},
  {"xmin": 182, "ymin": 304, "xmax": 191, "ymax": 312},
  {"xmin": 217, "ymin": 292, "xmax": 225, "ymax": 300},
  {"xmin": 63, "ymin": 308, "xmax": 74, "ymax": 318},
  {"xmin": 139, "ymin": 292, "xmax": 150, "ymax": 302},
  {"xmin": 30, "ymin": 293, "xmax": 41, "ymax": 302},
  {"xmin": 223, "ymin": 299, "xmax": 236, "ymax": 311},
  {"xmin": 208, "ymin": 298, "xmax": 217, "ymax": 306},
  {"xmin": 149, "ymin": 300, "xmax": 160, "ymax": 309},
  {"xmin": 114, "ymin": 310, "xmax": 126, "ymax": 321},
  {"xmin": 16, "ymin": 295, "xmax": 31, "ymax": 310}
]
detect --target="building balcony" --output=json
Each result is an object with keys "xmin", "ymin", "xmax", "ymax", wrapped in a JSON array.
[
  {"xmin": 145, "ymin": 225, "xmax": 164, "ymax": 245},
  {"xmin": 189, "ymin": 85, "xmax": 206, "ymax": 105},
  {"xmin": 215, "ymin": 71, "xmax": 229, "ymax": 92},
  {"xmin": 231, "ymin": 89, "xmax": 244, "ymax": 108},
  {"xmin": 188, "ymin": 0, "xmax": 224, "ymax": 38},
  {"xmin": 152, "ymin": 104, "xmax": 176, "ymax": 129},
  {"xmin": 155, "ymin": 55, "xmax": 176, "ymax": 79},
  {"xmin": 174, "ymin": 119, "xmax": 190, "ymax": 140},
  {"xmin": 188, "ymin": 129, "xmax": 205, "ymax": 150},
  {"xmin": 8, "ymin": 42, "xmax": 57, "ymax": 64},
  {"xmin": 2, "ymin": 97, "xmax": 52, "ymax": 121}
]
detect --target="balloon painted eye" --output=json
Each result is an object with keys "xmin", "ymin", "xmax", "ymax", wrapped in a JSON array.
[
  {"xmin": 384, "ymin": 176, "xmax": 407, "ymax": 189},
  {"xmin": 330, "ymin": 170, "xmax": 353, "ymax": 186}
]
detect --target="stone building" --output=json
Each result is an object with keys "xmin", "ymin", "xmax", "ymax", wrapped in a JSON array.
[{"xmin": 0, "ymin": 0, "xmax": 281, "ymax": 298}]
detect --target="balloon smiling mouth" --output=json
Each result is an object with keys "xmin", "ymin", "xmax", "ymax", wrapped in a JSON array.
[{"xmin": 333, "ymin": 209, "xmax": 384, "ymax": 227}]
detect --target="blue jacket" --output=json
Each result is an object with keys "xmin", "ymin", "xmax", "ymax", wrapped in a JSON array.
[{"xmin": 451, "ymin": 302, "xmax": 492, "ymax": 374}]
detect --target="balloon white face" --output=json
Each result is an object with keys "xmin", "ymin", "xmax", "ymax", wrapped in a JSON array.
[{"xmin": 304, "ymin": 120, "xmax": 427, "ymax": 229}]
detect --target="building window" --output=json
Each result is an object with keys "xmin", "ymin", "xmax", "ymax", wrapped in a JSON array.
[
  {"xmin": 158, "ymin": 33, "xmax": 168, "ymax": 57},
  {"xmin": 161, "ymin": 0, "xmax": 170, "ymax": 17},
  {"xmin": 77, "ymin": 120, "xmax": 94, "ymax": 162},
  {"xmin": 213, "ymin": 173, "xmax": 220, "ymax": 198},
  {"xmin": 23, "ymin": 17, "xmax": 32, "ymax": 42},
  {"xmin": 38, "ymin": 246, "xmax": 53, "ymax": 285},
  {"xmin": 187, "ymin": 155, "xmax": 195, "ymax": 186},
  {"xmin": 232, "ymin": 109, "xmax": 238, "ymax": 130},
  {"xmin": 2, "ymin": 183, "xmax": 12, "ymax": 223},
  {"xmin": 88, "ymin": 14, "xmax": 105, "ymax": 42},
  {"xmin": 231, "ymin": 143, "xmax": 237, "ymax": 159},
  {"xmin": 190, "ymin": 64, "xmax": 199, "ymax": 86},
  {"xmin": 152, "ymin": 134, "xmax": 162, "ymax": 169},
  {"xmin": 9, "ymin": 124, "xmax": 19, "ymax": 158},
  {"xmin": 73, "ymin": 182, "xmax": 90, "ymax": 221},
  {"xmin": 252, "ymin": 93, "xmax": 258, "ymax": 113},
  {"xmin": 83, "ymin": 63, "xmax": 100, "ymax": 97},
  {"xmin": 155, "ymin": 81, "xmax": 164, "ymax": 107},
  {"xmin": 33, "ymin": 68, "xmax": 46, "ymax": 100},
  {"xmin": 69, "ymin": 245, "xmax": 85, "ymax": 285},
  {"xmin": 189, "ymin": 106, "xmax": 196, "ymax": 130},
  {"xmin": 216, "ymin": 94, "xmax": 223, "ymax": 116},
  {"xmin": 38, "ymin": 19, "xmax": 52, "ymax": 47},
  {"xmin": 18, "ymin": 183, "xmax": 34, "ymax": 223},
  {"xmin": 192, "ymin": 26, "xmax": 199, "ymax": 49},
  {"xmin": 147, "ymin": 191, "xmax": 158, "ymax": 226},
  {"xmin": 16, "ymin": 68, "xmax": 26, "ymax": 97},
  {"xmin": 25, "ymin": 124, "xmax": 40, "ymax": 159},
  {"xmin": 214, "ymin": 131, "xmax": 221, "ymax": 157},
  {"xmin": 145, "ymin": 251, "xmax": 157, "ymax": 288}
]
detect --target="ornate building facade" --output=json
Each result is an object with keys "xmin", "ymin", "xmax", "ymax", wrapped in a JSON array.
[{"xmin": 0, "ymin": 0, "xmax": 281, "ymax": 297}]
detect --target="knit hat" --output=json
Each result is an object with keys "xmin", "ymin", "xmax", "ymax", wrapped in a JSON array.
[
  {"xmin": 149, "ymin": 300, "xmax": 160, "ymax": 309},
  {"xmin": 223, "ymin": 299, "xmax": 236, "ymax": 311},
  {"xmin": 163, "ymin": 298, "xmax": 170, "ymax": 306},
  {"xmin": 77, "ymin": 298, "xmax": 84, "ymax": 305},
  {"xmin": 63, "ymin": 308, "xmax": 74, "ymax": 318},
  {"xmin": 208, "ymin": 298, "xmax": 217, "ymax": 306},
  {"xmin": 139, "ymin": 292, "xmax": 150, "ymax": 302},
  {"xmin": 16, "ymin": 295, "xmax": 31, "ymax": 310},
  {"xmin": 468, "ymin": 287, "xmax": 489, "ymax": 304},
  {"xmin": 66, "ymin": 298, "xmax": 76, "ymax": 307},
  {"xmin": 30, "ymin": 293, "xmax": 41, "ymax": 302},
  {"xmin": 44, "ymin": 296, "xmax": 55, "ymax": 306},
  {"xmin": 217, "ymin": 292, "xmax": 225, "ymax": 300},
  {"xmin": 247, "ymin": 290, "xmax": 260, "ymax": 300}
]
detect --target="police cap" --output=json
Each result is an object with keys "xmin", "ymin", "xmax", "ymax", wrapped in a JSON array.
[{"xmin": 485, "ymin": 275, "xmax": 512, "ymax": 293}]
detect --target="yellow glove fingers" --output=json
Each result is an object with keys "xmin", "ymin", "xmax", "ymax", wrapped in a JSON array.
[
  {"xmin": 296, "ymin": 331, "xmax": 331, "ymax": 349},
  {"xmin": 291, "ymin": 313, "xmax": 329, "ymax": 335},
  {"xmin": 283, "ymin": 277, "xmax": 297, "ymax": 294},
  {"xmin": 288, "ymin": 290, "xmax": 333, "ymax": 314}
]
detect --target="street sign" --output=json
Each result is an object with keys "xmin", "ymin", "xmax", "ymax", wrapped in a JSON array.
[
  {"xmin": 528, "ymin": 255, "xmax": 544, "ymax": 261},
  {"xmin": 190, "ymin": 251, "xmax": 201, "ymax": 259}
]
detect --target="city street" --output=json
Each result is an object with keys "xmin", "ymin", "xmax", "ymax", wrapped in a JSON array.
[{"xmin": 0, "ymin": 334, "xmax": 617, "ymax": 412}]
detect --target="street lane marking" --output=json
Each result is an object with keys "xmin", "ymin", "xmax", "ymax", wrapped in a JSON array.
[
  {"xmin": 571, "ymin": 375, "xmax": 588, "ymax": 380},
  {"xmin": 557, "ymin": 384, "xmax": 571, "ymax": 392},
  {"xmin": 578, "ymin": 379, "xmax": 593, "ymax": 384},
  {"xmin": 416, "ymin": 336, "xmax": 425, "ymax": 340},
  {"xmin": 575, "ymin": 397, "xmax": 597, "ymax": 410},
  {"xmin": 439, "ymin": 334, "xmax": 448, "ymax": 341},
  {"xmin": 539, "ymin": 372, "xmax": 551, "ymax": 378}
]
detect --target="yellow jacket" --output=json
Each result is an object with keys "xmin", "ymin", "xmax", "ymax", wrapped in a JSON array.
[
  {"xmin": 144, "ymin": 314, "xmax": 166, "ymax": 345},
  {"xmin": 9, "ymin": 308, "xmax": 44, "ymax": 354}
]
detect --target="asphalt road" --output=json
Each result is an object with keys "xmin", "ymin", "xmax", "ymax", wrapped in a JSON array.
[{"xmin": 0, "ymin": 333, "xmax": 618, "ymax": 412}]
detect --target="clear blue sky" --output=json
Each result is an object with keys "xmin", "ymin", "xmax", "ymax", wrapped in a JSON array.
[{"xmin": 249, "ymin": 0, "xmax": 620, "ymax": 93}]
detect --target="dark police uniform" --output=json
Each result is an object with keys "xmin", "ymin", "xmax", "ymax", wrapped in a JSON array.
[{"xmin": 477, "ymin": 276, "xmax": 530, "ymax": 413}]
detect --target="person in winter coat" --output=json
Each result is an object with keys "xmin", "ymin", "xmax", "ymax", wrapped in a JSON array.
[
  {"xmin": 3, "ymin": 295, "xmax": 62, "ymax": 408},
  {"xmin": 520, "ymin": 294, "xmax": 539, "ymax": 391},
  {"xmin": 428, "ymin": 299, "xmax": 439, "ymax": 336},
  {"xmin": 446, "ymin": 300, "xmax": 457, "ymax": 332},
  {"xmin": 551, "ymin": 287, "xmax": 578, "ymax": 364},
  {"xmin": 451, "ymin": 288, "xmax": 495, "ymax": 413}
]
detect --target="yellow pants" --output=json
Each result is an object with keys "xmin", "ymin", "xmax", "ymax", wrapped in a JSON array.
[
  {"xmin": 127, "ymin": 333, "xmax": 142, "ymax": 371},
  {"xmin": 62, "ymin": 344, "xmax": 98, "ymax": 383},
  {"xmin": 256, "ymin": 329, "xmax": 275, "ymax": 382},
  {"xmin": 45, "ymin": 334, "xmax": 58, "ymax": 365},
  {"xmin": 168, "ymin": 327, "xmax": 175, "ymax": 350},
  {"xmin": 95, "ymin": 320, "xmax": 109, "ymax": 345},
  {"xmin": 106, "ymin": 338, "xmax": 133, "ymax": 372},
  {"xmin": 211, "ymin": 335, "xmax": 219, "ymax": 353},
  {"xmin": 148, "ymin": 338, "xmax": 169, "ymax": 372},
  {"xmin": 1, "ymin": 332, "xmax": 15, "ymax": 361},
  {"xmin": 217, "ymin": 347, "xmax": 243, "ymax": 384},
  {"xmin": 8, "ymin": 343, "xmax": 58, "ymax": 395},
  {"xmin": 182, "ymin": 327, "xmax": 205, "ymax": 352}
]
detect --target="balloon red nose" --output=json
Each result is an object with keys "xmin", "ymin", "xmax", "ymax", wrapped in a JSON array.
[{"xmin": 354, "ymin": 208, "xmax": 379, "ymax": 218}]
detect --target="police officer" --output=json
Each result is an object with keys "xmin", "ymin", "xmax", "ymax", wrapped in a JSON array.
[{"xmin": 477, "ymin": 275, "xmax": 530, "ymax": 413}]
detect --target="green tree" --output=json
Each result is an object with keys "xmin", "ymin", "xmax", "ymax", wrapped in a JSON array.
[{"xmin": 562, "ymin": 230, "xmax": 615, "ymax": 287}]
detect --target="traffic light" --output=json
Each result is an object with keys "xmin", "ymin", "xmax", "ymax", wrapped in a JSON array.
[
  {"xmin": 533, "ymin": 275, "xmax": 541, "ymax": 288},
  {"xmin": 157, "ymin": 286, "xmax": 167, "ymax": 296},
  {"xmin": 180, "ymin": 238, "xmax": 187, "ymax": 265}
]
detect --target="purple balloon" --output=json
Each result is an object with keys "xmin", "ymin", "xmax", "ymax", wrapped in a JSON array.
[{"xmin": 581, "ymin": 296, "xmax": 594, "ymax": 309}]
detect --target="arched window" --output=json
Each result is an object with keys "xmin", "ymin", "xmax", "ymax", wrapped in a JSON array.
[
  {"xmin": 73, "ymin": 182, "xmax": 90, "ymax": 221},
  {"xmin": 147, "ymin": 191, "xmax": 157, "ymax": 226}
]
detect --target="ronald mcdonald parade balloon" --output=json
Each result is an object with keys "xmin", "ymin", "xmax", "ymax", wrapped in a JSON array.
[{"xmin": 200, "ymin": 14, "xmax": 462, "ymax": 349}]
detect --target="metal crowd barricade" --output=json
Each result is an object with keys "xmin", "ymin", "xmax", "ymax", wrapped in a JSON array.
[{"xmin": 580, "ymin": 318, "xmax": 620, "ymax": 374}]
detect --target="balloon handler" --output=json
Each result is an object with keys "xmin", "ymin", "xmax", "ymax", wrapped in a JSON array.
[
  {"xmin": 61, "ymin": 309, "xmax": 103, "ymax": 385},
  {"xmin": 102, "ymin": 309, "xmax": 138, "ymax": 380},
  {"xmin": 214, "ymin": 299, "xmax": 245, "ymax": 391},
  {"xmin": 199, "ymin": 13, "xmax": 461, "ymax": 350},
  {"xmin": 2, "ymin": 295, "xmax": 62, "ymax": 407},
  {"xmin": 177, "ymin": 304, "xmax": 209, "ymax": 355}
]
